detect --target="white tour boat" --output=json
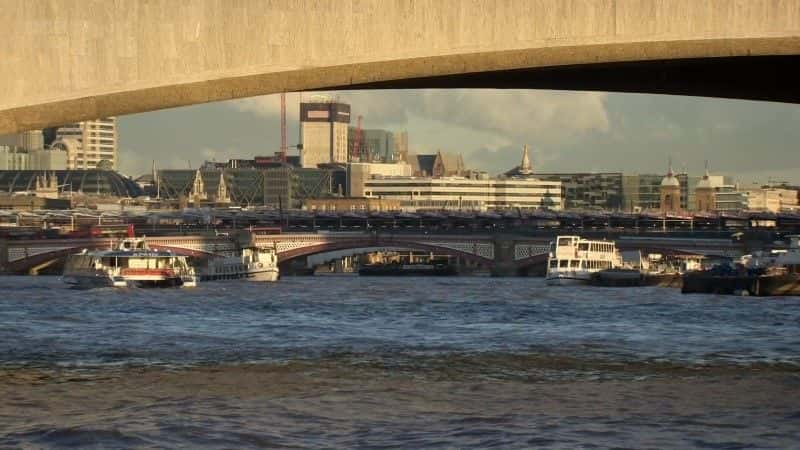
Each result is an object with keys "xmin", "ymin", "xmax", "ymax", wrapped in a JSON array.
[
  {"xmin": 545, "ymin": 235, "xmax": 623, "ymax": 286},
  {"xmin": 62, "ymin": 238, "xmax": 198, "ymax": 288},
  {"xmin": 199, "ymin": 244, "xmax": 279, "ymax": 282}
]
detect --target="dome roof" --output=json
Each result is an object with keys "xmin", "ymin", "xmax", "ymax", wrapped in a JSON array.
[
  {"xmin": 696, "ymin": 175, "xmax": 712, "ymax": 189},
  {"xmin": 0, "ymin": 170, "xmax": 143, "ymax": 198},
  {"xmin": 661, "ymin": 174, "xmax": 680, "ymax": 187}
]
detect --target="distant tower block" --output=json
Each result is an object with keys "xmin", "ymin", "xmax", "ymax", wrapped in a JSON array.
[
  {"xmin": 300, "ymin": 99, "xmax": 350, "ymax": 168},
  {"xmin": 659, "ymin": 160, "xmax": 681, "ymax": 213},
  {"xmin": 694, "ymin": 162, "xmax": 716, "ymax": 212}
]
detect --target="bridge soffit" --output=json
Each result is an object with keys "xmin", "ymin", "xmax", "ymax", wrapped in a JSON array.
[{"xmin": 261, "ymin": 235, "xmax": 497, "ymax": 260}]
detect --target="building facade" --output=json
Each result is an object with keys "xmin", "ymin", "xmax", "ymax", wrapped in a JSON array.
[
  {"xmin": 157, "ymin": 167, "xmax": 339, "ymax": 208},
  {"xmin": 362, "ymin": 176, "xmax": 562, "ymax": 211},
  {"xmin": 348, "ymin": 128, "xmax": 396, "ymax": 162},
  {"xmin": 56, "ymin": 118, "xmax": 118, "ymax": 169},
  {"xmin": 622, "ymin": 173, "xmax": 691, "ymax": 212},
  {"xmin": 532, "ymin": 172, "xmax": 623, "ymax": 210},
  {"xmin": 300, "ymin": 101, "xmax": 350, "ymax": 168},
  {"xmin": 0, "ymin": 145, "xmax": 68, "ymax": 170},
  {"xmin": 742, "ymin": 187, "xmax": 800, "ymax": 212},
  {"xmin": 347, "ymin": 162, "xmax": 413, "ymax": 197}
]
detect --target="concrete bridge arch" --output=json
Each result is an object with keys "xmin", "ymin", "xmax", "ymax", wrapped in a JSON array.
[{"xmin": 3, "ymin": 0, "xmax": 800, "ymax": 133}]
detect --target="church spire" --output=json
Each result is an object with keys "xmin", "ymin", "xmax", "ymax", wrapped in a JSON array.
[{"xmin": 519, "ymin": 144, "xmax": 532, "ymax": 175}]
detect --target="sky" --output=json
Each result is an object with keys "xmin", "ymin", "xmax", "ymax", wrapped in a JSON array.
[{"xmin": 118, "ymin": 90, "xmax": 800, "ymax": 186}]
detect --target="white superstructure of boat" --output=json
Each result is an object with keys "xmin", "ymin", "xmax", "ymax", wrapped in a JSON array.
[
  {"xmin": 545, "ymin": 235, "xmax": 622, "ymax": 286},
  {"xmin": 62, "ymin": 238, "xmax": 197, "ymax": 288},
  {"xmin": 199, "ymin": 245, "xmax": 279, "ymax": 282}
]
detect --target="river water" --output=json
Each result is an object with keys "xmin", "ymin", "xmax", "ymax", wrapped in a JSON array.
[{"xmin": 1, "ymin": 276, "xmax": 799, "ymax": 448}]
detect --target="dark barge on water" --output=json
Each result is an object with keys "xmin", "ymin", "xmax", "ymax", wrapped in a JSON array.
[
  {"xmin": 589, "ymin": 269, "xmax": 682, "ymax": 287},
  {"xmin": 681, "ymin": 236, "xmax": 800, "ymax": 296},
  {"xmin": 682, "ymin": 267, "xmax": 800, "ymax": 296}
]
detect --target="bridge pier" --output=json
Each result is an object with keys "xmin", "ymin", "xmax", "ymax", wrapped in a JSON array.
[
  {"xmin": 490, "ymin": 237, "xmax": 518, "ymax": 277},
  {"xmin": 0, "ymin": 239, "xmax": 8, "ymax": 274}
]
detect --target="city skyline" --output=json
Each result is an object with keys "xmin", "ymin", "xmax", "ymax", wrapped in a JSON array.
[{"xmin": 118, "ymin": 89, "xmax": 800, "ymax": 185}]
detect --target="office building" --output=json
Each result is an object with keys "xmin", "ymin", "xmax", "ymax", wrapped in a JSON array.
[
  {"xmin": 362, "ymin": 176, "xmax": 562, "ymax": 211},
  {"xmin": 56, "ymin": 117, "xmax": 118, "ymax": 169},
  {"xmin": 0, "ymin": 140, "xmax": 68, "ymax": 171},
  {"xmin": 300, "ymin": 101, "xmax": 350, "ymax": 168},
  {"xmin": 348, "ymin": 128, "xmax": 396, "ymax": 162},
  {"xmin": 532, "ymin": 172, "xmax": 623, "ymax": 210},
  {"xmin": 741, "ymin": 187, "xmax": 799, "ymax": 212},
  {"xmin": 395, "ymin": 131, "xmax": 409, "ymax": 162},
  {"xmin": 347, "ymin": 162, "xmax": 413, "ymax": 196}
]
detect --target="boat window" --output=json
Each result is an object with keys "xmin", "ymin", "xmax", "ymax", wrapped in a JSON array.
[
  {"xmin": 549, "ymin": 260, "xmax": 557, "ymax": 268},
  {"xmin": 558, "ymin": 239, "xmax": 570, "ymax": 246},
  {"xmin": 581, "ymin": 261, "xmax": 587, "ymax": 268},
  {"xmin": 578, "ymin": 243, "xmax": 589, "ymax": 251},
  {"xmin": 559, "ymin": 260, "xmax": 568, "ymax": 268},
  {"xmin": 570, "ymin": 260, "xmax": 579, "ymax": 268}
]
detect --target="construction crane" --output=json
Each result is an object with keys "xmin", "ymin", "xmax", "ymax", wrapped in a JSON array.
[
  {"xmin": 351, "ymin": 114, "xmax": 364, "ymax": 162},
  {"xmin": 280, "ymin": 92, "xmax": 287, "ymax": 163}
]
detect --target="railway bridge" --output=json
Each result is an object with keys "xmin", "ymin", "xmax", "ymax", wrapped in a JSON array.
[{"xmin": 0, "ymin": 232, "xmax": 743, "ymax": 276}]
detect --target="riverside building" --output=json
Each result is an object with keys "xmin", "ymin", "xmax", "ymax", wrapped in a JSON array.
[{"xmin": 362, "ymin": 175, "xmax": 562, "ymax": 211}]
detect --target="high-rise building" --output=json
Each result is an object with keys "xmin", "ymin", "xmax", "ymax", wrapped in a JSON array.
[
  {"xmin": 56, "ymin": 117, "xmax": 118, "ymax": 169},
  {"xmin": 395, "ymin": 131, "xmax": 409, "ymax": 162},
  {"xmin": 348, "ymin": 128, "xmax": 396, "ymax": 162},
  {"xmin": 300, "ymin": 101, "xmax": 350, "ymax": 168}
]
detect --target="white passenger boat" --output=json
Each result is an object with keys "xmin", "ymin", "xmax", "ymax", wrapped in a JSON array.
[
  {"xmin": 545, "ymin": 235, "xmax": 622, "ymax": 286},
  {"xmin": 62, "ymin": 238, "xmax": 197, "ymax": 288},
  {"xmin": 199, "ymin": 244, "xmax": 279, "ymax": 282}
]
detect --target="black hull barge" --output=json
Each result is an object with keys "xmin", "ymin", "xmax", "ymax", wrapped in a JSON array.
[{"xmin": 682, "ymin": 270, "xmax": 800, "ymax": 296}]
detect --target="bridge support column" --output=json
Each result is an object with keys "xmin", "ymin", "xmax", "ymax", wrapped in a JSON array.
[
  {"xmin": 490, "ymin": 237, "xmax": 517, "ymax": 277},
  {"xmin": 0, "ymin": 239, "xmax": 8, "ymax": 274}
]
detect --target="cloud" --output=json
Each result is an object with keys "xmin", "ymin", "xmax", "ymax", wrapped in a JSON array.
[
  {"xmin": 119, "ymin": 89, "xmax": 800, "ymax": 185},
  {"xmin": 229, "ymin": 89, "xmax": 610, "ymax": 140}
]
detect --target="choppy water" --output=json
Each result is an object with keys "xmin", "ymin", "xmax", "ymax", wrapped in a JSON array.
[{"xmin": 1, "ymin": 276, "xmax": 799, "ymax": 448}]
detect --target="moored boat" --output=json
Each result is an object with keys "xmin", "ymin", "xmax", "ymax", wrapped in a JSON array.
[
  {"xmin": 545, "ymin": 236, "xmax": 622, "ymax": 286},
  {"xmin": 62, "ymin": 238, "xmax": 197, "ymax": 288},
  {"xmin": 199, "ymin": 244, "xmax": 279, "ymax": 282}
]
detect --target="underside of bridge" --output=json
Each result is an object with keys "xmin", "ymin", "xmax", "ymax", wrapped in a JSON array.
[{"xmin": 329, "ymin": 55, "xmax": 800, "ymax": 104}]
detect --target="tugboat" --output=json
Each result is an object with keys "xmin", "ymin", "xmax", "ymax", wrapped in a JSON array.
[
  {"xmin": 546, "ymin": 236, "xmax": 622, "ymax": 285},
  {"xmin": 682, "ymin": 236, "xmax": 800, "ymax": 296},
  {"xmin": 62, "ymin": 238, "xmax": 197, "ymax": 288},
  {"xmin": 199, "ymin": 244, "xmax": 279, "ymax": 282}
]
